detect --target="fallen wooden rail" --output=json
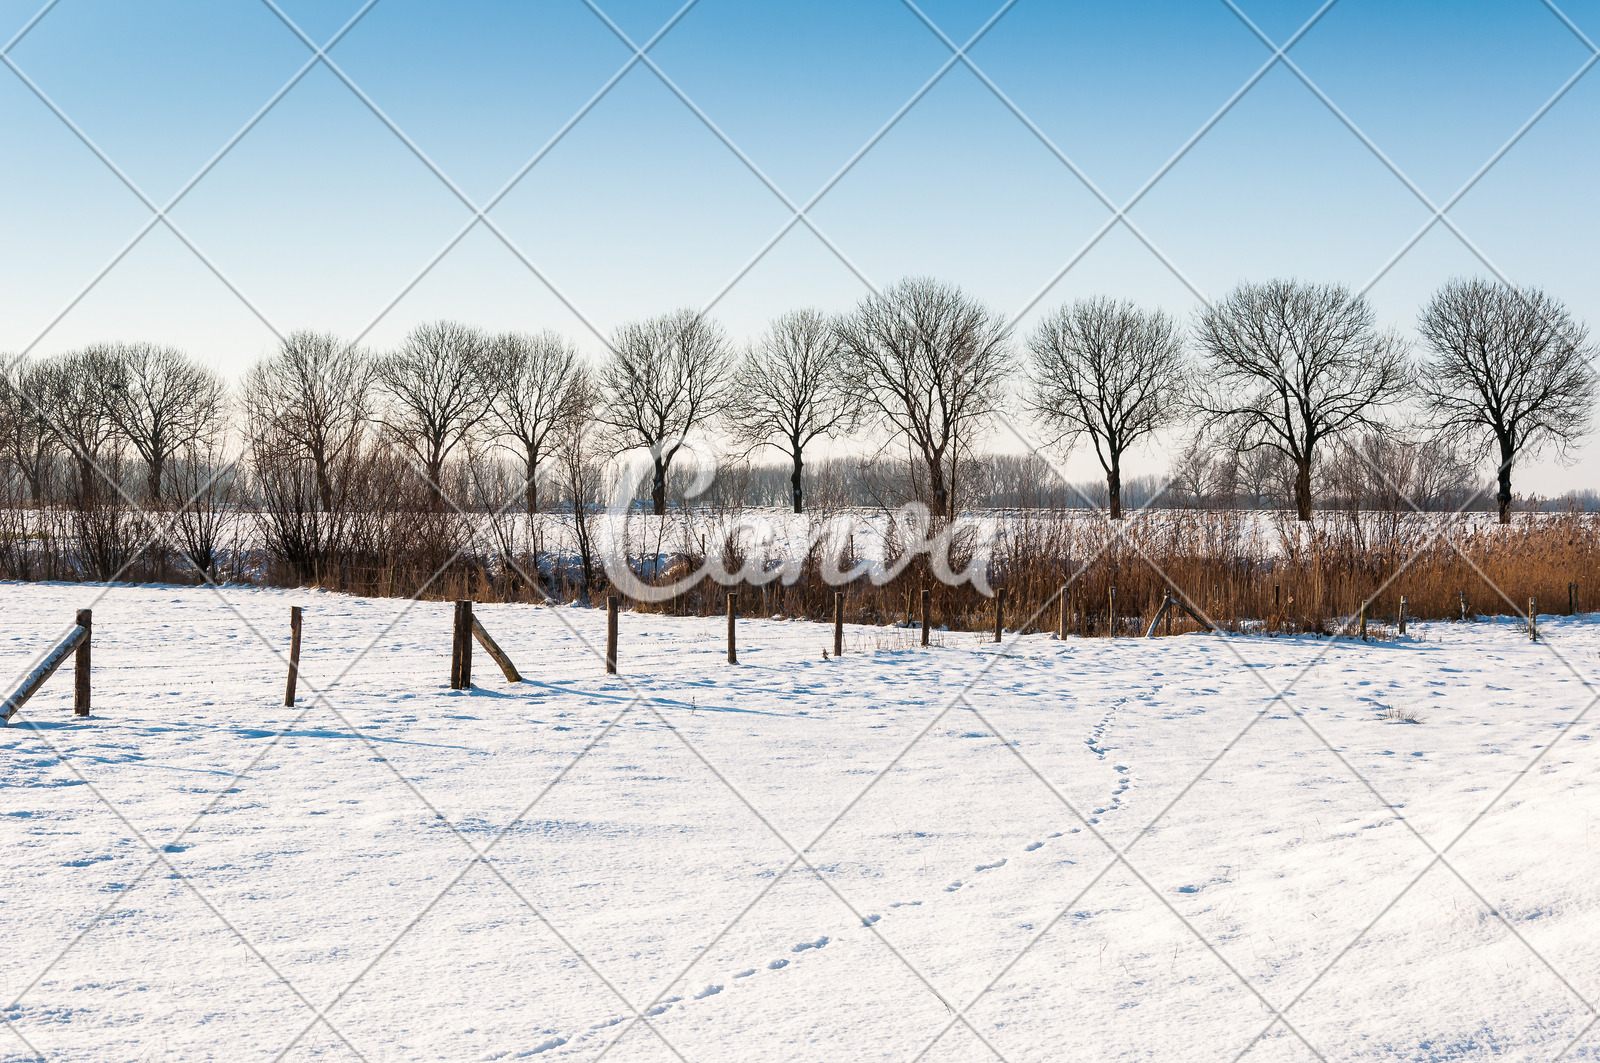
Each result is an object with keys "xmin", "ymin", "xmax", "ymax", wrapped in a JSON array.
[
  {"xmin": 2, "ymin": 610, "xmax": 92, "ymax": 724},
  {"xmin": 1146, "ymin": 592, "xmax": 1217, "ymax": 637}
]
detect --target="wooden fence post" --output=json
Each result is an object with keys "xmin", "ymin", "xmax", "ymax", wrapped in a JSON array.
[
  {"xmin": 727, "ymin": 590, "xmax": 738, "ymax": 665},
  {"xmin": 833, "ymin": 592, "xmax": 844, "ymax": 658},
  {"xmin": 1460, "ymin": 589, "xmax": 1468, "ymax": 622},
  {"xmin": 994, "ymin": 588, "xmax": 1005, "ymax": 643},
  {"xmin": 1398, "ymin": 595, "xmax": 1408, "ymax": 636},
  {"xmin": 1108, "ymin": 586, "xmax": 1117, "ymax": 639},
  {"xmin": 458, "ymin": 600, "xmax": 473, "ymax": 688},
  {"xmin": 606, "ymin": 596, "xmax": 619, "ymax": 674},
  {"xmin": 1359, "ymin": 601, "xmax": 1368, "ymax": 641},
  {"xmin": 1529, "ymin": 597, "xmax": 1538, "ymax": 641},
  {"xmin": 74, "ymin": 609, "xmax": 91, "ymax": 717},
  {"xmin": 920, "ymin": 588, "xmax": 930, "ymax": 647},
  {"xmin": 1569, "ymin": 581, "xmax": 1576, "ymax": 616},
  {"xmin": 449, "ymin": 601, "xmax": 462, "ymax": 689},
  {"xmin": 1057, "ymin": 587, "xmax": 1067, "ymax": 641},
  {"xmin": 285, "ymin": 606, "xmax": 302, "ymax": 707}
]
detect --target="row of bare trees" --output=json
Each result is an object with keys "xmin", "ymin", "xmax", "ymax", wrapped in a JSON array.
[{"xmin": 1, "ymin": 275, "xmax": 1593, "ymax": 574}]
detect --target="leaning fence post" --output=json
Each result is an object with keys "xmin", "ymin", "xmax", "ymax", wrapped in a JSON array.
[
  {"xmin": 74, "ymin": 608, "xmax": 91, "ymax": 717},
  {"xmin": 727, "ymin": 590, "xmax": 738, "ymax": 665},
  {"xmin": 1529, "ymin": 597, "xmax": 1538, "ymax": 641},
  {"xmin": 993, "ymin": 588, "xmax": 1005, "ymax": 643},
  {"xmin": 606, "ymin": 596, "xmax": 619, "ymax": 674},
  {"xmin": 285, "ymin": 606, "xmax": 302, "ymax": 707},
  {"xmin": 920, "ymin": 588, "xmax": 931, "ymax": 647},
  {"xmin": 833, "ymin": 592, "xmax": 844, "ymax": 658},
  {"xmin": 1399, "ymin": 595, "xmax": 1408, "ymax": 636}
]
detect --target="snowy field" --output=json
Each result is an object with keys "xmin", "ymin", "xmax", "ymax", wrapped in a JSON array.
[{"xmin": 1, "ymin": 582, "xmax": 1598, "ymax": 1062}]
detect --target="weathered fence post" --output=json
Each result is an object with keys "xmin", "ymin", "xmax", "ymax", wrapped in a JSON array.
[
  {"xmin": 833, "ymin": 592, "xmax": 843, "ymax": 658},
  {"xmin": 606, "ymin": 596, "xmax": 619, "ymax": 674},
  {"xmin": 450, "ymin": 600, "xmax": 473, "ymax": 689},
  {"xmin": 285, "ymin": 606, "xmax": 302, "ymax": 707},
  {"xmin": 1398, "ymin": 595, "xmax": 1408, "ymax": 636},
  {"xmin": 727, "ymin": 590, "xmax": 738, "ymax": 665},
  {"xmin": 1108, "ymin": 586, "xmax": 1117, "ymax": 639},
  {"xmin": 1057, "ymin": 587, "xmax": 1067, "ymax": 641},
  {"xmin": 74, "ymin": 609, "xmax": 91, "ymax": 717},
  {"xmin": 1529, "ymin": 597, "xmax": 1538, "ymax": 641},
  {"xmin": 920, "ymin": 588, "xmax": 930, "ymax": 647},
  {"xmin": 1145, "ymin": 593, "xmax": 1174, "ymax": 638},
  {"xmin": 1359, "ymin": 601, "xmax": 1368, "ymax": 641},
  {"xmin": 993, "ymin": 588, "xmax": 1005, "ymax": 644},
  {"xmin": 1274, "ymin": 584, "xmax": 1280, "ymax": 609}
]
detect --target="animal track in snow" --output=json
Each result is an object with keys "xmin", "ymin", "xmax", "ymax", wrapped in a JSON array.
[
  {"xmin": 768, "ymin": 958, "xmax": 789, "ymax": 970},
  {"xmin": 974, "ymin": 858, "xmax": 1006, "ymax": 872},
  {"xmin": 792, "ymin": 936, "xmax": 829, "ymax": 952}
]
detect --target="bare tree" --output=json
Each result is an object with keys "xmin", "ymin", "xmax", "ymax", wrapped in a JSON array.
[
  {"xmin": 376, "ymin": 321, "xmax": 493, "ymax": 510},
  {"xmin": 484, "ymin": 330, "xmax": 586, "ymax": 516},
  {"xmin": 1418, "ymin": 278, "xmax": 1596, "ymax": 524},
  {"xmin": 596, "ymin": 309, "xmax": 732, "ymax": 517},
  {"xmin": 836, "ymin": 278, "xmax": 1013, "ymax": 520},
  {"xmin": 1194, "ymin": 280, "xmax": 1411, "ymax": 521},
  {"xmin": 555, "ymin": 409, "xmax": 603, "ymax": 599},
  {"xmin": 166, "ymin": 435, "xmax": 239, "ymax": 581},
  {"xmin": 0, "ymin": 356, "xmax": 58, "ymax": 505},
  {"xmin": 1027, "ymin": 298, "xmax": 1186, "ymax": 519},
  {"xmin": 726, "ymin": 309, "xmax": 857, "ymax": 514},
  {"xmin": 39, "ymin": 346, "xmax": 123, "ymax": 496},
  {"xmin": 100, "ymin": 342, "xmax": 228, "ymax": 504},
  {"xmin": 241, "ymin": 330, "xmax": 372, "ymax": 518}
]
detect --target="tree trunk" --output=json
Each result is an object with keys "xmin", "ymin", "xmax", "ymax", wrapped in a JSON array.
[
  {"xmin": 1107, "ymin": 460, "xmax": 1123, "ymax": 521},
  {"xmin": 524, "ymin": 442, "xmax": 539, "ymax": 516},
  {"xmin": 1294, "ymin": 459, "xmax": 1313, "ymax": 522},
  {"xmin": 428, "ymin": 456, "xmax": 447, "ymax": 512},
  {"xmin": 147, "ymin": 456, "xmax": 163, "ymax": 506},
  {"xmin": 652, "ymin": 458, "xmax": 667, "ymax": 517},
  {"xmin": 790, "ymin": 450, "xmax": 804, "ymax": 514},
  {"xmin": 1497, "ymin": 438, "xmax": 1514, "ymax": 525}
]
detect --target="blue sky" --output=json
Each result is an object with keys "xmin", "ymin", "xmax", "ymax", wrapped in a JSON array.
[{"xmin": 3, "ymin": 0, "xmax": 1599, "ymax": 489}]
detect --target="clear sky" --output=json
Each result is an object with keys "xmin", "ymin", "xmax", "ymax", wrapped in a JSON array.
[{"xmin": 3, "ymin": 0, "xmax": 1598, "ymax": 491}]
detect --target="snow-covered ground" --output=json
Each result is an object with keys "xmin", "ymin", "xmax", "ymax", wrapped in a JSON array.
[{"xmin": 1, "ymin": 582, "xmax": 1597, "ymax": 1062}]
